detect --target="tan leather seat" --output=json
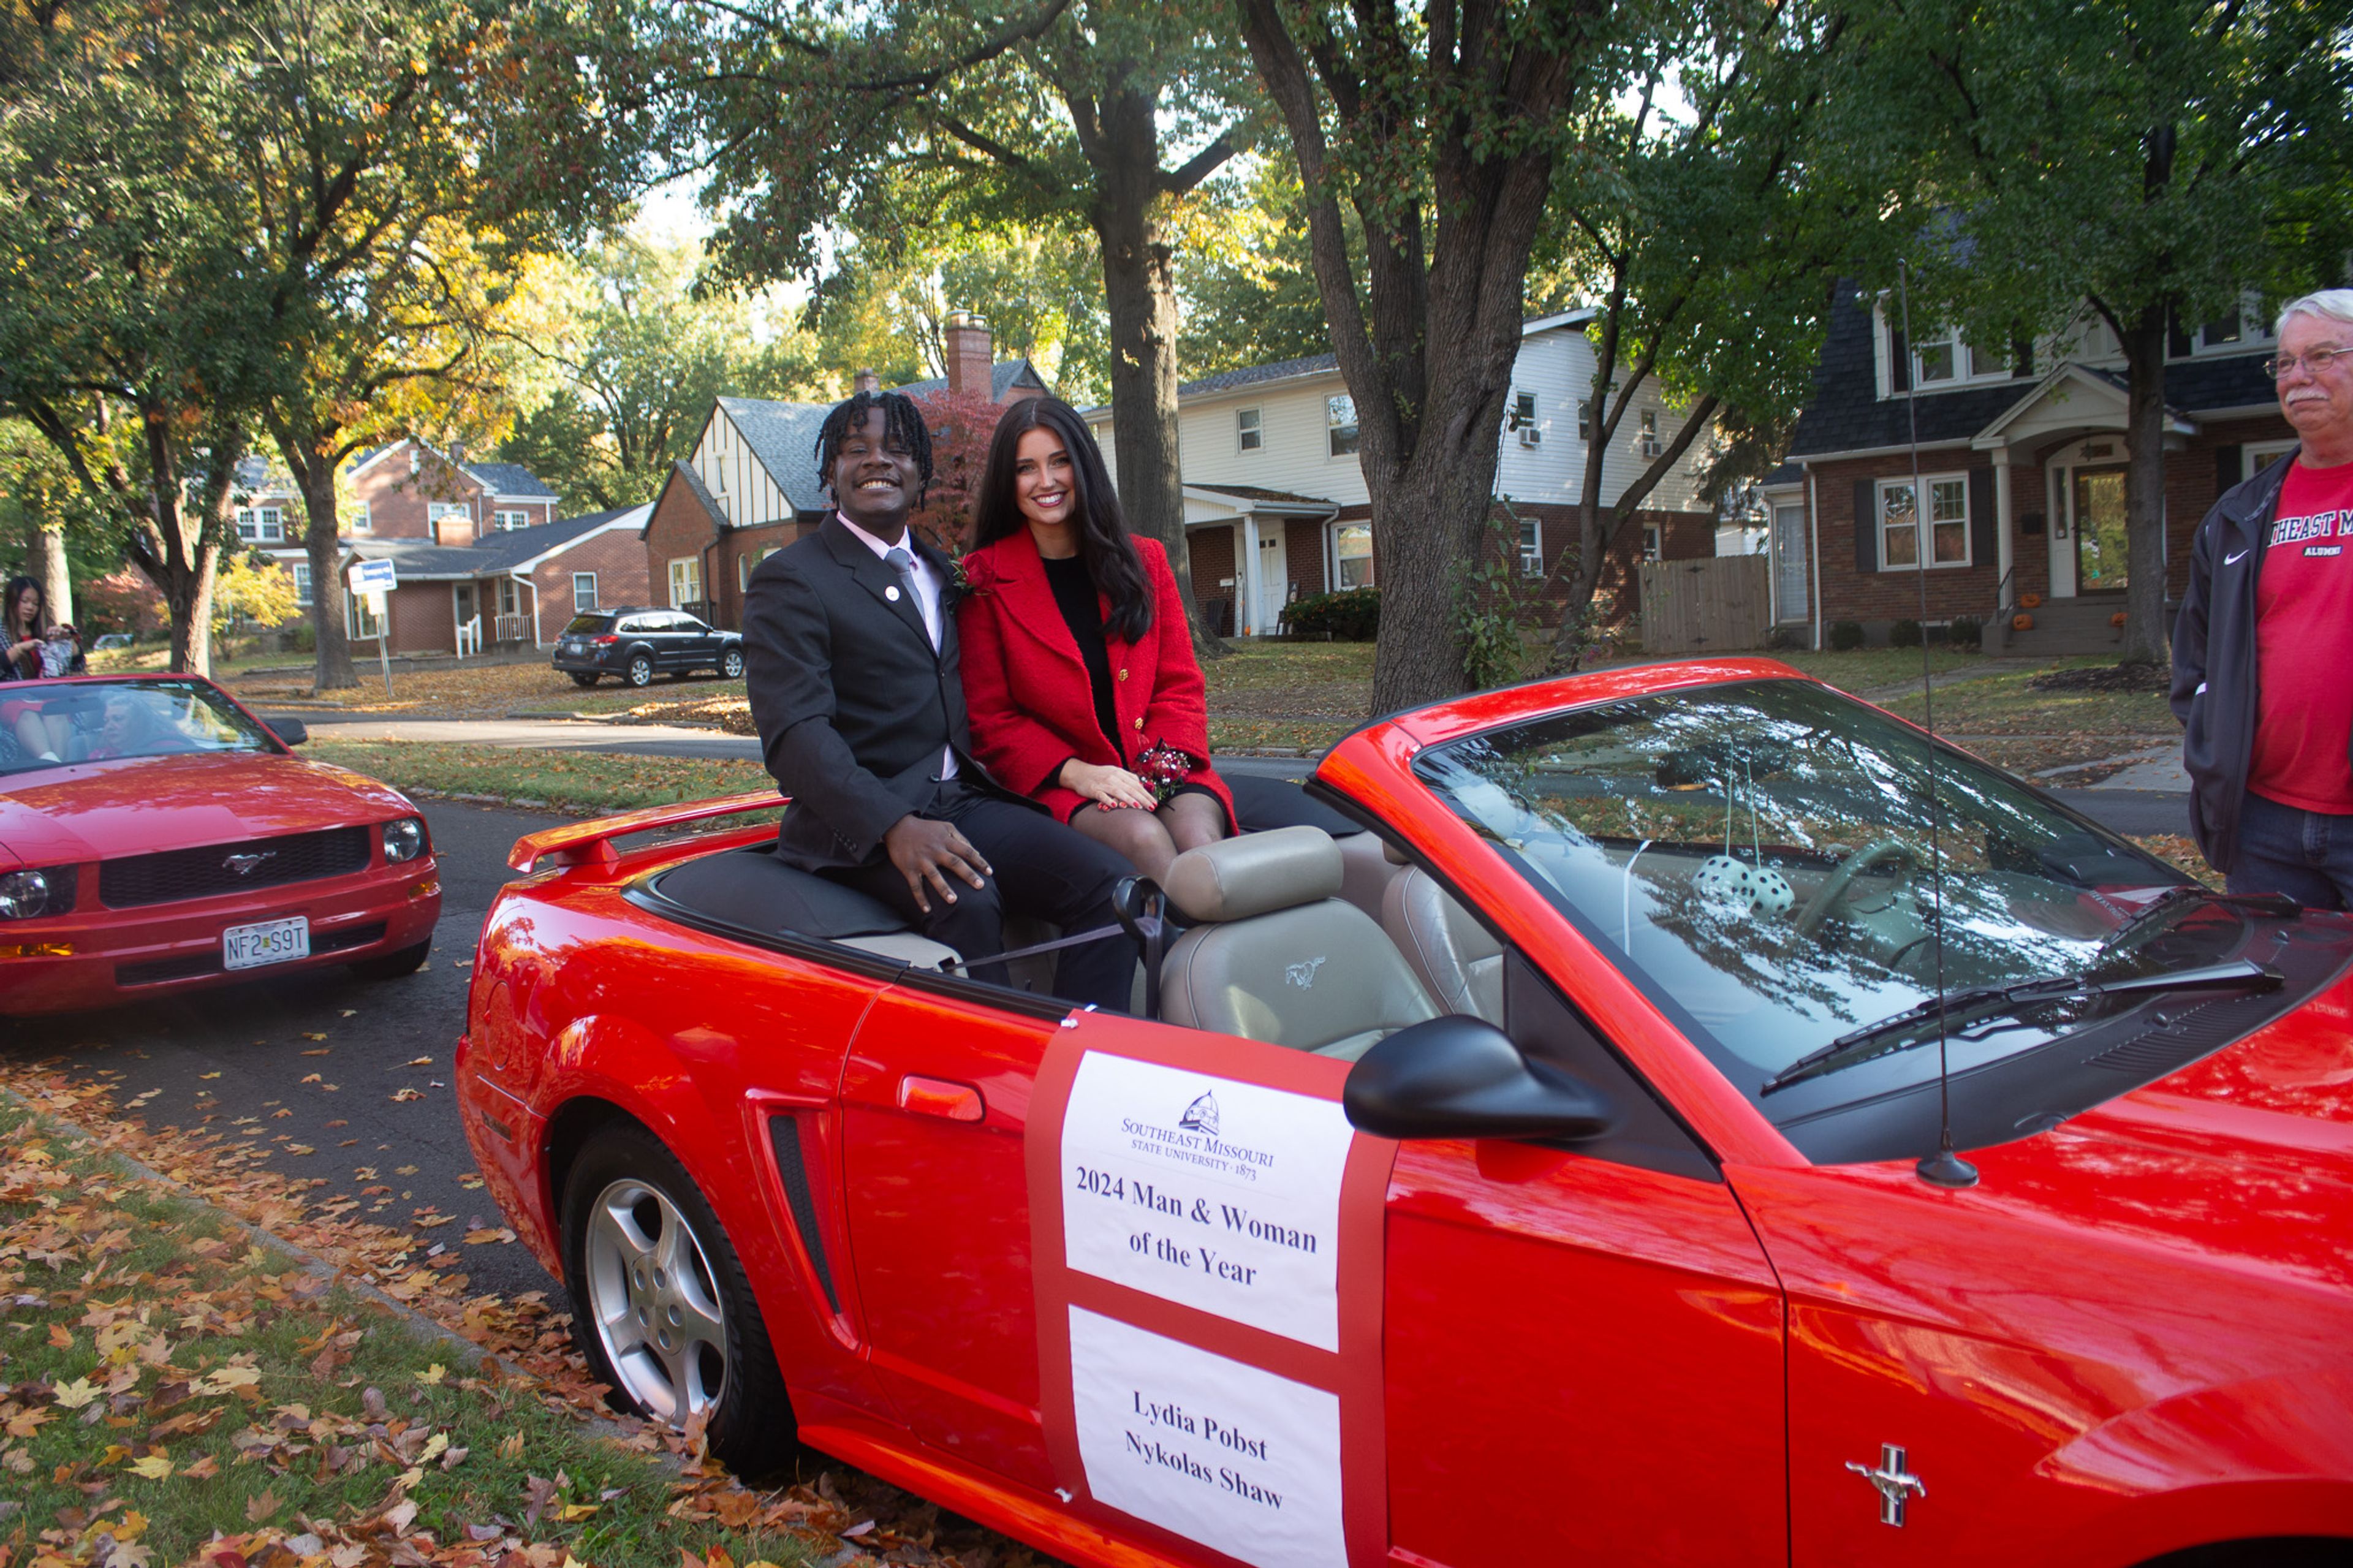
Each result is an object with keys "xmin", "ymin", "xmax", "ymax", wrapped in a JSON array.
[
  {"xmin": 1381, "ymin": 868, "xmax": 1505, "ymax": 1025},
  {"xmin": 1160, "ymin": 827, "xmax": 1437, "ymax": 1061}
]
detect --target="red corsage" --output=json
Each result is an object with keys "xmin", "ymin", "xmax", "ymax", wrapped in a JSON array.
[
  {"xmin": 1135, "ymin": 741, "xmax": 1194, "ymax": 806},
  {"xmin": 950, "ymin": 552, "xmax": 993, "ymax": 601}
]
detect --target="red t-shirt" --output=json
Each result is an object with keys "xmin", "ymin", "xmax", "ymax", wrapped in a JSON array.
[{"xmin": 2250, "ymin": 456, "xmax": 2353, "ymax": 812}]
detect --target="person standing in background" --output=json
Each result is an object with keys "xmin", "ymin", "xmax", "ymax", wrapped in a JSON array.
[{"xmin": 2173, "ymin": 289, "xmax": 2353, "ymax": 903}]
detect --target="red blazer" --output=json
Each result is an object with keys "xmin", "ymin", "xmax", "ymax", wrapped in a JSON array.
[{"xmin": 956, "ymin": 529, "xmax": 1233, "ymax": 827}]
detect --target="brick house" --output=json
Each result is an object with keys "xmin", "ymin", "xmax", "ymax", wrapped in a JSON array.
[
  {"xmin": 642, "ymin": 313, "xmax": 1050, "ymax": 630},
  {"xmin": 1084, "ymin": 311, "xmax": 1718, "ymax": 637},
  {"xmin": 246, "ymin": 441, "xmax": 634, "ymax": 653},
  {"xmin": 336, "ymin": 506, "xmax": 653, "ymax": 654},
  {"xmin": 1760, "ymin": 287, "xmax": 2294, "ymax": 650}
]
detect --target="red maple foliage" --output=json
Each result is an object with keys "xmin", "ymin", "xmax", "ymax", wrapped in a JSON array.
[
  {"xmin": 80, "ymin": 567, "xmax": 170, "ymax": 636},
  {"xmin": 906, "ymin": 388, "xmax": 1007, "ymax": 559}
]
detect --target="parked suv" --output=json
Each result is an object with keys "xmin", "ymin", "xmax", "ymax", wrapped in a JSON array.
[{"xmin": 551, "ymin": 608, "xmax": 746, "ymax": 688}]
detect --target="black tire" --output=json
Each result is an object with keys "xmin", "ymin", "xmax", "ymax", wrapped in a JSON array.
[
  {"xmin": 570, "ymin": 672, "xmax": 599, "ymax": 688},
  {"xmin": 626, "ymin": 654, "xmax": 654, "ymax": 687},
  {"xmin": 347, "ymin": 939, "xmax": 430, "ymax": 981},
  {"xmin": 719, "ymin": 648, "xmax": 745, "ymax": 680},
  {"xmin": 560, "ymin": 1123, "xmax": 795, "ymax": 1477}
]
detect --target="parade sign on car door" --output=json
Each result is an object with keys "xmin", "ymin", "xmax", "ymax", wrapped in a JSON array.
[{"xmin": 1028, "ymin": 1020, "xmax": 1393, "ymax": 1568}]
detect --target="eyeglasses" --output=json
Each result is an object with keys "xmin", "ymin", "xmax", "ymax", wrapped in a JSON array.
[{"xmin": 2265, "ymin": 346, "xmax": 2349, "ymax": 379}]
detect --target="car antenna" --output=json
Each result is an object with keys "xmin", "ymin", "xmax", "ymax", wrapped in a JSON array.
[{"xmin": 1899, "ymin": 260, "xmax": 1979, "ymax": 1190}]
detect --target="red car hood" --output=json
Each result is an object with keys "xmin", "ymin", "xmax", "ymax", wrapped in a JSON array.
[
  {"xmin": 1982, "ymin": 974, "xmax": 2353, "ymax": 1294},
  {"xmin": 0, "ymin": 751, "xmax": 415, "ymax": 866}
]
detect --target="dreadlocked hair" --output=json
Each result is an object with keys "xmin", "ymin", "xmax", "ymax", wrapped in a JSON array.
[{"xmin": 813, "ymin": 390, "xmax": 935, "ymax": 504}]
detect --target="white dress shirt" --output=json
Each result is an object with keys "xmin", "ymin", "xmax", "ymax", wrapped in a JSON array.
[{"xmin": 835, "ymin": 512, "xmax": 956, "ymax": 779}]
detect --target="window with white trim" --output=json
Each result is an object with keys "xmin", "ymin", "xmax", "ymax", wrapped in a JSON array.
[
  {"xmin": 236, "ymin": 506, "xmax": 284, "ymax": 543},
  {"xmin": 348, "ymin": 591, "xmax": 383, "ymax": 641},
  {"xmin": 1642, "ymin": 525, "xmax": 1661, "ymax": 562},
  {"xmin": 428, "ymin": 502, "xmax": 471, "ymax": 543},
  {"xmin": 668, "ymin": 557, "xmax": 703, "ymax": 608},
  {"xmin": 1509, "ymin": 391, "xmax": 1537, "ymax": 430},
  {"xmin": 348, "ymin": 501, "xmax": 371, "ymax": 534},
  {"xmin": 1237, "ymin": 407, "xmax": 1263, "ymax": 452},
  {"xmin": 2246, "ymin": 441, "xmax": 2297, "ymax": 482},
  {"xmin": 291, "ymin": 562, "xmax": 314, "ymax": 605},
  {"xmin": 1333, "ymin": 522, "xmax": 1374, "ymax": 589},
  {"xmin": 1518, "ymin": 515, "xmax": 1543, "ymax": 577},
  {"xmin": 493, "ymin": 509, "xmax": 532, "ymax": 531},
  {"xmin": 1327, "ymin": 395, "xmax": 1360, "ymax": 458},
  {"xmin": 1577, "ymin": 400, "xmax": 1593, "ymax": 442},
  {"xmin": 1879, "ymin": 474, "xmax": 1970, "ymax": 568},
  {"xmin": 498, "ymin": 577, "xmax": 518, "ymax": 615},
  {"xmin": 573, "ymin": 572, "xmax": 598, "ymax": 612},
  {"xmin": 1638, "ymin": 409, "xmax": 1660, "ymax": 458}
]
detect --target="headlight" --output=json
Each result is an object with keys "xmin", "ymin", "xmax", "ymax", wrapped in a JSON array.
[
  {"xmin": 383, "ymin": 817, "xmax": 427, "ymax": 863},
  {"xmin": 0, "ymin": 869, "xmax": 59, "ymax": 920}
]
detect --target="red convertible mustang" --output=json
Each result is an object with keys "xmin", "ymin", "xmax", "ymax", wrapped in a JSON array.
[
  {"xmin": 1, "ymin": 674, "xmax": 441, "ymax": 1015},
  {"xmin": 458, "ymin": 659, "xmax": 2353, "ymax": 1567}
]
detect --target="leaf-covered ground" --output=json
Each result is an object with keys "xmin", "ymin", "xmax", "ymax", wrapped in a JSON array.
[
  {"xmin": 0, "ymin": 1075, "xmax": 1067, "ymax": 1568},
  {"xmin": 304, "ymin": 742, "xmax": 774, "ymax": 816}
]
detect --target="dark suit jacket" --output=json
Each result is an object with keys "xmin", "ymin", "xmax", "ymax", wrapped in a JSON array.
[{"xmin": 743, "ymin": 516, "xmax": 1020, "ymax": 871}]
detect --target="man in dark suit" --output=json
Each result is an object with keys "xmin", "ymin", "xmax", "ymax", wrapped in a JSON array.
[{"xmin": 741, "ymin": 390, "xmax": 1137, "ymax": 1010}]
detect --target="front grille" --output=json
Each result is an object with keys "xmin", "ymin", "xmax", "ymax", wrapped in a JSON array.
[
  {"xmin": 115, "ymin": 921, "xmax": 386, "ymax": 988},
  {"xmin": 100, "ymin": 827, "xmax": 371, "ymax": 909}
]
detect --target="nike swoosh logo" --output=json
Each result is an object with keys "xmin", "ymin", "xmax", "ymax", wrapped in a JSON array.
[{"xmin": 2226, "ymin": 549, "xmax": 2251, "ymax": 565}]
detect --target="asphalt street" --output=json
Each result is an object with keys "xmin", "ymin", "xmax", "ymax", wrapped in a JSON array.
[{"xmin": 2, "ymin": 798, "xmax": 559, "ymax": 1300}]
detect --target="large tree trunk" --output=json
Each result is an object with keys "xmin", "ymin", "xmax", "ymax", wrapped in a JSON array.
[
  {"xmin": 162, "ymin": 551, "xmax": 218, "ymax": 675},
  {"xmin": 2120, "ymin": 300, "xmax": 2170, "ymax": 665},
  {"xmin": 282, "ymin": 437, "xmax": 358, "ymax": 690},
  {"xmin": 26, "ymin": 520, "xmax": 70, "ymax": 627},
  {"xmin": 1089, "ymin": 86, "xmax": 1227, "ymax": 661}
]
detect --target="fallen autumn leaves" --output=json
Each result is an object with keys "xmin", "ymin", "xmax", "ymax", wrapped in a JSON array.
[{"xmin": 0, "ymin": 1072, "xmax": 1067, "ymax": 1568}]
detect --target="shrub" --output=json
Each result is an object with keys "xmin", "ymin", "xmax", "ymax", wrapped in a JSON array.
[
  {"xmin": 1889, "ymin": 618, "xmax": 1923, "ymax": 648},
  {"xmin": 1948, "ymin": 615, "xmax": 1982, "ymax": 648},
  {"xmin": 1828, "ymin": 620, "xmax": 1865, "ymax": 651},
  {"xmin": 1285, "ymin": 588, "xmax": 1380, "ymax": 642}
]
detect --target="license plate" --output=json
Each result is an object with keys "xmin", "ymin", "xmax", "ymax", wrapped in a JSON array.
[{"xmin": 223, "ymin": 915, "xmax": 309, "ymax": 971}]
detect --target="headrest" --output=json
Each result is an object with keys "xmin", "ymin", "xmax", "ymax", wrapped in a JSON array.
[{"xmin": 1163, "ymin": 826, "xmax": 1344, "ymax": 923}]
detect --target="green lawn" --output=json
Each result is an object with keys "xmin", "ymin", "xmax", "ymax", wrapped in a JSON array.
[{"xmin": 309, "ymin": 738, "xmax": 773, "ymax": 814}]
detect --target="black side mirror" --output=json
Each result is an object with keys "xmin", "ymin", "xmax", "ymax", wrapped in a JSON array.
[
  {"xmin": 271, "ymin": 718, "xmax": 308, "ymax": 747},
  {"xmin": 1344, "ymin": 1015, "xmax": 1616, "ymax": 1141}
]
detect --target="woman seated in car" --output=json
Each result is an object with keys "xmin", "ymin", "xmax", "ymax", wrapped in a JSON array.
[{"xmin": 955, "ymin": 398, "xmax": 1233, "ymax": 882}]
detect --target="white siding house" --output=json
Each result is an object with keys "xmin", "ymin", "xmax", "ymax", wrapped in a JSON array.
[{"xmin": 1089, "ymin": 312, "xmax": 1713, "ymax": 634}]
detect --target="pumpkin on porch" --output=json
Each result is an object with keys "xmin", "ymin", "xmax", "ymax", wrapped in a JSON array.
[
  {"xmin": 2020, "ymin": 592, "xmax": 2044, "ymax": 609},
  {"xmin": 2110, "ymin": 611, "xmax": 2128, "ymax": 628},
  {"xmin": 2013, "ymin": 613, "xmax": 2035, "ymax": 631}
]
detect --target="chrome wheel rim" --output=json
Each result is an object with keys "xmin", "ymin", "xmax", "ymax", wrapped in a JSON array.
[{"xmin": 581, "ymin": 1177, "xmax": 728, "ymax": 1424}]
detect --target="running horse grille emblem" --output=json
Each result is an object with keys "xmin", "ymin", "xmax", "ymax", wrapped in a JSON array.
[
  {"xmin": 222, "ymin": 851, "xmax": 277, "ymax": 878},
  {"xmin": 1285, "ymin": 956, "xmax": 1328, "ymax": 989},
  {"xmin": 1846, "ymin": 1444, "xmax": 1927, "ymax": 1526}
]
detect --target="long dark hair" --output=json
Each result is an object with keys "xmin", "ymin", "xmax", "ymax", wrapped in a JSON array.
[
  {"xmin": 4, "ymin": 576, "xmax": 44, "ymax": 638},
  {"xmin": 972, "ymin": 398, "xmax": 1151, "ymax": 642}
]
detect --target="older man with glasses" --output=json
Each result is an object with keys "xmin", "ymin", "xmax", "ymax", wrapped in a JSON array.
[{"xmin": 2173, "ymin": 289, "xmax": 2353, "ymax": 904}]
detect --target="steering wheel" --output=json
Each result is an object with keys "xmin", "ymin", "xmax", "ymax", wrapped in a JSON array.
[{"xmin": 1794, "ymin": 839, "xmax": 1920, "ymax": 940}]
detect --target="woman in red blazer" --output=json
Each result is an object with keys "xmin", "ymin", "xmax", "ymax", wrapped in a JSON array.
[{"xmin": 957, "ymin": 397, "xmax": 1233, "ymax": 881}]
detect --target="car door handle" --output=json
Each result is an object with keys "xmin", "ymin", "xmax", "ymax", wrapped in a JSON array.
[{"xmin": 897, "ymin": 1075, "xmax": 985, "ymax": 1123}]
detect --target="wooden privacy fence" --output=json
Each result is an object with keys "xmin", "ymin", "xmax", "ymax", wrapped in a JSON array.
[{"xmin": 1637, "ymin": 556, "xmax": 1773, "ymax": 655}]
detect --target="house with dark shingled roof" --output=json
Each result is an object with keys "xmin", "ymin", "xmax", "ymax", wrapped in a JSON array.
[
  {"xmin": 239, "ymin": 440, "xmax": 649, "ymax": 655},
  {"xmin": 641, "ymin": 312, "xmax": 1050, "ymax": 630},
  {"xmin": 1757, "ymin": 286, "xmax": 2295, "ymax": 653}
]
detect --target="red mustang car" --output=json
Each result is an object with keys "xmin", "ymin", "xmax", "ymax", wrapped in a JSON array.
[
  {"xmin": 1, "ymin": 674, "xmax": 441, "ymax": 1015},
  {"xmin": 458, "ymin": 659, "xmax": 2353, "ymax": 1567}
]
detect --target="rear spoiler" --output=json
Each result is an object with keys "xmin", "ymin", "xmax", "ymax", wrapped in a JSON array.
[{"xmin": 507, "ymin": 790, "xmax": 783, "ymax": 873}]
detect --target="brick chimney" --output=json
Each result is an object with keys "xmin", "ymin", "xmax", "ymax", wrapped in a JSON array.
[
  {"xmin": 943, "ymin": 311, "xmax": 993, "ymax": 400},
  {"xmin": 854, "ymin": 368, "xmax": 880, "ymax": 394}
]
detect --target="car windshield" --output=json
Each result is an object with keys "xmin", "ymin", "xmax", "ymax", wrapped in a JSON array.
[
  {"xmin": 1413, "ymin": 677, "xmax": 2230, "ymax": 1110},
  {"xmin": 561, "ymin": 615, "xmax": 612, "ymax": 636},
  {"xmin": 0, "ymin": 680, "xmax": 277, "ymax": 775}
]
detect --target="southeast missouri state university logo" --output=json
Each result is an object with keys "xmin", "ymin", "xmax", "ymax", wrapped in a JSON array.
[{"xmin": 1178, "ymin": 1091, "xmax": 1219, "ymax": 1137}]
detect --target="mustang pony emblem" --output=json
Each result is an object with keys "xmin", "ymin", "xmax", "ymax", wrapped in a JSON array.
[
  {"xmin": 222, "ymin": 851, "xmax": 277, "ymax": 877},
  {"xmin": 1846, "ymin": 1444, "xmax": 1926, "ymax": 1526},
  {"xmin": 1285, "ymin": 955, "xmax": 1328, "ymax": 989}
]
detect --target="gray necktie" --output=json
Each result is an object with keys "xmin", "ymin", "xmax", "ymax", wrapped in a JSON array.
[{"xmin": 884, "ymin": 545, "xmax": 933, "ymax": 648}]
